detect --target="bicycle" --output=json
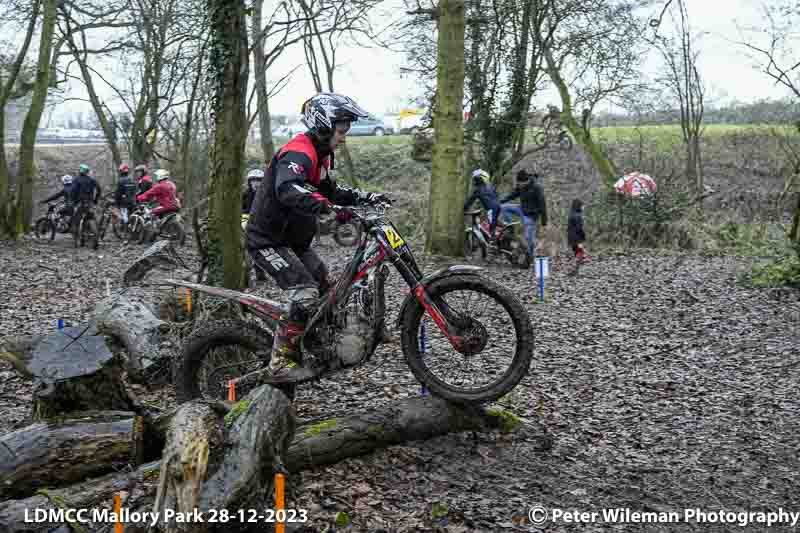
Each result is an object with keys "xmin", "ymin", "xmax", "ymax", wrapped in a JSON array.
[
  {"xmin": 535, "ymin": 116, "xmax": 573, "ymax": 151},
  {"xmin": 464, "ymin": 209, "xmax": 530, "ymax": 268},
  {"xmin": 166, "ymin": 202, "xmax": 534, "ymax": 405}
]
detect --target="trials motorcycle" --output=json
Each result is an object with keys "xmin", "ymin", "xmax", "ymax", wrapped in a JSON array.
[{"xmin": 166, "ymin": 202, "xmax": 534, "ymax": 405}]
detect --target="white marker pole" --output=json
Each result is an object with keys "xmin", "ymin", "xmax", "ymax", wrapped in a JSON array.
[{"xmin": 106, "ymin": 278, "xmax": 111, "ymax": 297}]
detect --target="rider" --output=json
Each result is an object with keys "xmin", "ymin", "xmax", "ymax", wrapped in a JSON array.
[
  {"xmin": 242, "ymin": 168, "xmax": 264, "ymax": 214},
  {"xmin": 500, "ymin": 169, "xmax": 548, "ymax": 260},
  {"xmin": 115, "ymin": 164, "xmax": 138, "ymax": 225},
  {"xmin": 464, "ymin": 168, "xmax": 501, "ymax": 243},
  {"xmin": 245, "ymin": 92, "xmax": 390, "ymax": 365},
  {"xmin": 40, "ymin": 174, "xmax": 76, "ymax": 220},
  {"xmin": 134, "ymin": 164, "xmax": 153, "ymax": 196},
  {"xmin": 71, "ymin": 164, "xmax": 101, "ymax": 227},
  {"xmin": 135, "ymin": 168, "xmax": 180, "ymax": 219}
]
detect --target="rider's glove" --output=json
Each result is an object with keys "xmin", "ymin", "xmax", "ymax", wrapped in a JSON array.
[{"xmin": 362, "ymin": 192, "xmax": 391, "ymax": 205}]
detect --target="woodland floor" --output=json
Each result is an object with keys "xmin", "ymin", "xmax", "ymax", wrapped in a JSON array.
[{"xmin": 1, "ymin": 232, "xmax": 800, "ymax": 532}]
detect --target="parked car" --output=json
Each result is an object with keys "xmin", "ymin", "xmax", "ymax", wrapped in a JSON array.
[{"xmin": 349, "ymin": 116, "xmax": 394, "ymax": 136}]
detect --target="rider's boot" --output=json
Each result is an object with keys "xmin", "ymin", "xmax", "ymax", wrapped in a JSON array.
[{"xmin": 269, "ymin": 287, "xmax": 319, "ymax": 372}]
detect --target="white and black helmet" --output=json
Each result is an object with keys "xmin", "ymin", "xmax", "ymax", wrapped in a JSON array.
[
  {"xmin": 61, "ymin": 174, "xmax": 73, "ymax": 185},
  {"xmin": 301, "ymin": 92, "xmax": 368, "ymax": 138},
  {"xmin": 247, "ymin": 168, "xmax": 264, "ymax": 181}
]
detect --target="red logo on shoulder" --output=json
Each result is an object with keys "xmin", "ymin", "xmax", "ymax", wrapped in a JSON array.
[{"xmin": 288, "ymin": 162, "xmax": 304, "ymax": 175}]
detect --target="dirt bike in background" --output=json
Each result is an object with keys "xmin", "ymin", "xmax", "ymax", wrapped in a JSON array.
[
  {"xmin": 128, "ymin": 203, "xmax": 186, "ymax": 245},
  {"xmin": 35, "ymin": 202, "xmax": 72, "ymax": 241},
  {"xmin": 168, "ymin": 202, "xmax": 534, "ymax": 405},
  {"xmin": 464, "ymin": 209, "xmax": 531, "ymax": 268}
]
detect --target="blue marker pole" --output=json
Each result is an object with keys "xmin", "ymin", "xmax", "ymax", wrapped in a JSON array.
[
  {"xmin": 57, "ymin": 318, "xmax": 64, "ymax": 330},
  {"xmin": 538, "ymin": 259, "xmax": 545, "ymax": 302},
  {"xmin": 420, "ymin": 321, "xmax": 428, "ymax": 396}
]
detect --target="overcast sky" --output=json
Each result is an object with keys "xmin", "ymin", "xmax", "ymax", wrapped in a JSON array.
[{"xmin": 40, "ymin": 0, "xmax": 795, "ymax": 126}]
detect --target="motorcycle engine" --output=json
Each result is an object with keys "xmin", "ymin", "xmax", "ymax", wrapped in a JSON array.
[{"xmin": 333, "ymin": 280, "xmax": 375, "ymax": 367}]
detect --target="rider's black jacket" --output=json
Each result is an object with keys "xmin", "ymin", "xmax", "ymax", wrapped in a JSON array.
[
  {"xmin": 501, "ymin": 177, "xmax": 548, "ymax": 225},
  {"xmin": 72, "ymin": 174, "xmax": 101, "ymax": 205},
  {"xmin": 246, "ymin": 133, "xmax": 365, "ymax": 249},
  {"xmin": 42, "ymin": 183, "xmax": 75, "ymax": 205},
  {"xmin": 116, "ymin": 174, "xmax": 138, "ymax": 208}
]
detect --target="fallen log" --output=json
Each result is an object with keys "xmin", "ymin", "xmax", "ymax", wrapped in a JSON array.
[
  {"xmin": 94, "ymin": 292, "xmax": 168, "ymax": 381},
  {"xmin": 0, "ymin": 411, "xmax": 143, "ymax": 499},
  {"xmin": 153, "ymin": 385, "xmax": 295, "ymax": 532},
  {"xmin": 18, "ymin": 323, "xmax": 141, "ymax": 420},
  {"xmin": 123, "ymin": 240, "xmax": 194, "ymax": 286},
  {"xmin": 0, "ymin": 459, "xmax": 161, "ymax": 533},
  {"xmin": 146, "ymin": 396, "xmax": 526, "ymax": 473},
  {"xmin": 286, "ymin": 396, "xmax": 512, "ymax": 470},
  {"xmin": 0, "ymin": 335, "xmax": 43, "ymax": 379}
]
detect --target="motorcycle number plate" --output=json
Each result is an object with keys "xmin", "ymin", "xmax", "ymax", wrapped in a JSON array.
[{"xmin": 380, "ymin": 224, "xmax": 405, "ymax": 250}]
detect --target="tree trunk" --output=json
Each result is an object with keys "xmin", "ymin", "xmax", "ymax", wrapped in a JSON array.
[
  {"xmin": 0, "ymin": 118, "xmax": 11, "ymax": 236},
  {"xmin": 0, "ymin": 459, "xmax": 161, "ymax": 533},
  {"xmin": 337, "ymin": 143, "xmax": 357, "ymax": 184},
  {"xmin": 251, "ymin": 0, "xmax": 275, "ymax": 163},
  {"xmin": 0, "ymin": 0, "xmax": 40, "ymax": 236},
  {"xmin": 789, "ymin": 189, "xmax": 800, "ymax": 253},
  {"xmin": 1, "ymin": 323, "xmax": 142, "ymax": 419},
  {"xmin": 13, "ymin": 0, "xmax": 57, "ymax": 237},
  {"xmin": 426, "ymin": 0, "xmax": 466, "ymax": 256},
  {"xmin": 207, "ymin": 0, "xmax": 249, "ymax": 290},
  {"xmin": 0, "ymin": 411, "xmax": 143, "ymax": 499},
  {"xmin": 542, "ymin": 45, "xmax": 618, "ymax": 187}
]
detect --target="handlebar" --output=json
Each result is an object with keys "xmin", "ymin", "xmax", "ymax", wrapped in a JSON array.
[{"xmin": 331, "ymin": 201, "xmax": 392, "ymax": 221}]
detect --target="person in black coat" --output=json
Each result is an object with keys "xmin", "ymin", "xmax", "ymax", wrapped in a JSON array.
[
  {"xmin": 500, "ymin": 169, "xmax": 548, "ymax": 259},
  {"xmin": 567, "ymin": 198, "xmax": 588, "ymax": 262}
]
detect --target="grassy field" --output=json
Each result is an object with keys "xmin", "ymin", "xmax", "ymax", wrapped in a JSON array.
[{"xmin": 519, "ymin": 123, "xmax": 795, "ymax": 153}]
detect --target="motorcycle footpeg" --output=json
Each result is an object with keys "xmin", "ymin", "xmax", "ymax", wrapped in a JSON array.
[{"xmin": 263, "ymin": 365, "xmax": 327, "ymax": 385}]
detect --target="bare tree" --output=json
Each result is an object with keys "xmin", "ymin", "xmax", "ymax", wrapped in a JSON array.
[
  {"xmin": 294, "ymin": 0, "xmax": 383, "ymax": 182},
  {"xmin": 13, "ymin": 0, "xmax": 58, "ymax": 236},
  {"xmin": 652, "ymin": 0, "xmax": 705, "ymax": 195},
  {"xmin": 249, "ymin": 0, "xmax": 324, "ymax": 163},
  {"xmin": 0, "ymin": 0, "xmax": 39, "ymax": 235},
  {"xmin": 739, "ymin": 1, "xmax": 800, "ymax": 248},
  {"xmin": 536, "ymin": 0, "xmax": 646, "ymax": 186},
  {"xmin": 56, "ymin": 0, "xmax": 132, "ymax": 170}
]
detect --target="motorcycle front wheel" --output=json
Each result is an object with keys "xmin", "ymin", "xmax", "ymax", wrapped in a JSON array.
[{"xmin": 400, "ymin": 274, "xmax": 534, "ymax": 404}]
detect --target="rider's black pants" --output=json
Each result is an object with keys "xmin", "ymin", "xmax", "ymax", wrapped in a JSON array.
[{"xmin": 248, "ymin": 245, "xmax": 331, "ymax": 296}]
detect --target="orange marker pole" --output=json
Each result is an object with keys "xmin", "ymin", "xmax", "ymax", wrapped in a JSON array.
[
  {"xmin": 228, "ymin": 379, "xmax": 236, "ymax": 401},
  {"xmin": 183, "ymin": 288, "xmax": 192, "ymax": 314},
  {"xmin": 114, "ymin": 493, "xmax": 123, "ymax": 533},
  {"xmin": 275, "ymin": 473, "xmax": 285, "ymax": 533}
]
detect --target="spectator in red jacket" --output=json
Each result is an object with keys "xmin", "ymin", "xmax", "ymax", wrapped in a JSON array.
[{"xmin": 136, "ymin": 169, "xmax": 180, "ymax": 218}]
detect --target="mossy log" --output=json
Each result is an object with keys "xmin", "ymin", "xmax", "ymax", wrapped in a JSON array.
[{"xmin": 0, "ymin": 411, "xmax": 143, "ymax": 500}]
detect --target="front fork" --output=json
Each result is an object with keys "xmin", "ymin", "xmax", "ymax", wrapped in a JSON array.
[{"xmin": 411, "ymin": 284, "xmax": 467, "ymax": 350}]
